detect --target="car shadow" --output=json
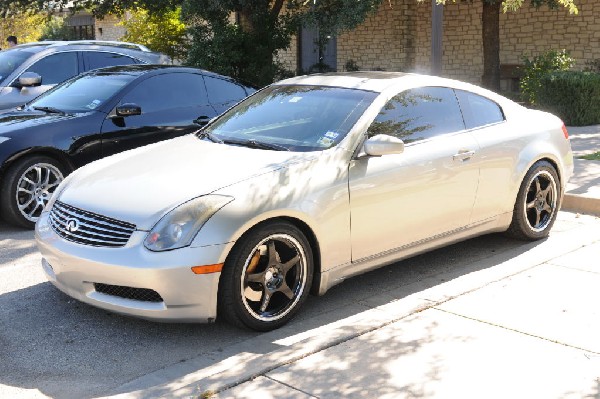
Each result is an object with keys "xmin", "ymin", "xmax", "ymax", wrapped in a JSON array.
[{"xmin": 0, "ymin": 231, "xmax": 545, "ymax": 398}]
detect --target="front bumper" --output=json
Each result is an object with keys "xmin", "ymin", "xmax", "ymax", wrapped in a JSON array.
[{"xmin": 35, "ymin": 212, "xmax": 228, "ymax": 323}]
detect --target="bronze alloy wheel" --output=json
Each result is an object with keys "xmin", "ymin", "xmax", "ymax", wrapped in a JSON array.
[{"xmin": 218, "ymin": 221, "xmax": 313, "ymax": 331}]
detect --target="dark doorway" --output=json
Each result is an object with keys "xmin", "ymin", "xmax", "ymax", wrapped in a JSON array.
[{"xmin": 299, "ymin": 25, "xmax": 337, "ymax": 74}]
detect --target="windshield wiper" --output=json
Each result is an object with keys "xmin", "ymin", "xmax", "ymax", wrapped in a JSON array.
[
  {"xmin": 222, "ymin": 139, "xmax": 289, "ymax": 151},
  {"xmin": 196, "ymin": 130, "xmax": 223, "ymax": 144},
  {"xmin": 33, "ymin": 106, "xmax": 66, "ymax": 115}
]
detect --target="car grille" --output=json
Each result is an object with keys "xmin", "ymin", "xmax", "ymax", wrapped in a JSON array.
[
  {"xmin": 49, "ymin": 201, "xmax": 136, "ymax": 247},
  {"xmin": 94, "ymin": 283, "xmax": 163, "ymax": 302}
]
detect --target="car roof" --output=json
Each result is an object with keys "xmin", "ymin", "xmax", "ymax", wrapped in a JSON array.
[
  {"xmin": 13, "ymin": 40, "xmax": 150, "ymax": 52},
  {"xmin": 85, "ymin": 64, "xmax": 245, "ymax": 83},
  {"xmin": 276, "ymin": 71, "xmax": 516, "ymax": 105}
]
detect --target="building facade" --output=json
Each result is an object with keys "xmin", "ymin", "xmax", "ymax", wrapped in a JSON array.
[{"xmin": 278, "ymin": 0, "xmax": 600, "ymax": 88}]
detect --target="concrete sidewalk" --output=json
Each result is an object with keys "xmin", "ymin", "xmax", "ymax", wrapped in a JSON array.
[
  {"xmin": 563, "ymin": 125, "xmax": 600, "ymax": 217},
  {"xmin": 104, "ymin": 211, "xmax": 600, "ymax": 399}
]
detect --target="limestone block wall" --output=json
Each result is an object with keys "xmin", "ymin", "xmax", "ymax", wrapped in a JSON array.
[
  {"xmin": 500, "ymin": 0, "xmax": 600, "ymax": 68},
  {"xmin": 276, "ymin": 34, "xmax": 297, "ymax": 74},
  {"xmin": 94, "ymin": 14, "xmax": 128, "ymax": 41},
  {"xmin": 336, "ymin": 0, "xmax": 417, "ymax": 72},
  {"xmin": 414, "ymin": 1, "xmax": 483, "ymax": 84}
]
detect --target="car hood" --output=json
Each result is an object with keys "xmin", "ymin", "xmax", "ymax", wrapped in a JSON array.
[
  {"xmin": 0, "ymin": 109, "xmax": 82, "ymax": 135},
  {"xmin": 58, "ymin": 134, "xmax": 319, "ymax": 230}
]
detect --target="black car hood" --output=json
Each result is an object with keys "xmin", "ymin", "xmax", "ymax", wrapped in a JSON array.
[{"xmin": 0, "ymin": 109, "xmax": 88, "ymax": 136}]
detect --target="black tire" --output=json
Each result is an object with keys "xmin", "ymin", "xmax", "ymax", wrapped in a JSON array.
[
  {"xmin": 218, "ymin": 221, "xmax": 314, "ymax": 331},
  {"xmin": 0, "ymin": 155, "xmax": 67, "ymax": 229},
  {"xmin": 506, "ymin": 160, "xmax": 560, "ymax": 241}
]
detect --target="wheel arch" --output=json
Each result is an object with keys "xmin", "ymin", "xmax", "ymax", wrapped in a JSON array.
[
  {"xmin": 1, "ymin": 147, "xmax": 74, "ymax": 179},
  {"xmin": 220, "ymin": 215, "xmax": 323, "ymax": 297}
]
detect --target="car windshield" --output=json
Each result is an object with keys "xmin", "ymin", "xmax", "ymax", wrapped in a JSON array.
[
  {"xmin": 202, "ymin": 85, "xmax": 377, "ymax": 152},
  {"xmin": 0, "ymin": 49, "xmax": 34, "ymax": 82},
  {"xmin": 30, "ymin": 73, "xmax": 137, "ymax": 113}
]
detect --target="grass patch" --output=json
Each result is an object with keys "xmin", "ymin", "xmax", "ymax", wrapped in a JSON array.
[{"xmin": 577, "ymin": 151, "xmax": 600, "ymax": 161}]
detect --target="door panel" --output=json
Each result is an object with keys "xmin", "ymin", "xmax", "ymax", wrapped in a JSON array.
[
  {"xmin": 349, "ymin": 132, "xmax": 480, "ymax": 261},
  {"xmin": 348, "ymin": 86, "xmax": 479, "ymax": 261}
]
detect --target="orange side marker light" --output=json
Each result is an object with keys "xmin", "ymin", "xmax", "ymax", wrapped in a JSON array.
[{"xmin": 191, "ymin": 263, "xmax": 224, "ymax": 274}]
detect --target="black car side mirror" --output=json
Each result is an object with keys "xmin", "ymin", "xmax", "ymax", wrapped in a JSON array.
[
  {"xmin": 18, "ymin": 72, "xmax": 42, "ymax": 88},
  {"xmin": 116, "ymin": 103, "xmax": 142, "ymax": 117},
  {"xmin": 193, "ymin": 115, "xmax": 213, "ymax": 126}
]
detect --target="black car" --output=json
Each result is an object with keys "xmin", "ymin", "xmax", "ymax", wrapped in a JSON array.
[{"xmin": 0, "ymin": 64, "xmax": 254, "ymax": 228}]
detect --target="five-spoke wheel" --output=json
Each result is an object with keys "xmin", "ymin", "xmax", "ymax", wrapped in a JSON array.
[
  {"xmin": 507, "ymin": 160, "xmax": 560, "ymax": 240},
  {"xmin": 0, "ymin": 156, "xmax": 66, "ymax": 228},
  {"xmin": 219, "ymin": 221, "xmax": 313, "ymax": 331}
]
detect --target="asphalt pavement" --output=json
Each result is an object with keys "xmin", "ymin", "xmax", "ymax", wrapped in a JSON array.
[{"xmin": 0, "ymin": 126, "xmax": 598, "ymax": 399}]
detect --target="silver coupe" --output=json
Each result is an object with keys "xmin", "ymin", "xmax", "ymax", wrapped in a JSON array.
[{"xmin": 35, "ymin": 72, "xmax": 574, "ymax": 331}]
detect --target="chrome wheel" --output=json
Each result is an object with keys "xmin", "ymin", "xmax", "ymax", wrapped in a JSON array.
[
  {"xmin": 523, "ymin": 170, "xmax": 557, "ymax": 232},
  {"xmin": 240, "ymin": 233, "xmax": 308, "ymax": 322},
  {"xmin": 16, "ymin": 162, "xmax": 64, "ymax": 222}
]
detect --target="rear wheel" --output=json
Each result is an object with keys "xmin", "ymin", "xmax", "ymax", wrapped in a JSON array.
[
  {"xmin": 0, "ymin": 156, "xmax": 66, "ymax": 228},
  {"xmin": 506, "ymin": 160, "xmax": 560, "ymax": 241},
  {"xmin": 218, "ymin": 221, "xmax": 313, "ymax": 331}
]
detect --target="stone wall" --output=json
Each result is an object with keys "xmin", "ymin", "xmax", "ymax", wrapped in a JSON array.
[
  {"xmin": 94, "ymin": 14, "xmax": 127, "ymax": 41},
  {"xmin": 336, "ymin": 0, "xmax": 417, "ymax": 72},
  {"xmin": 412, "ymin": 0, "xmax": 599, "ymax": 85},
  {"xmin": 413, "ymin": 1, "xmax": 483, "ymax": 84},
  {"xmin": 500, "ymin": 0, "xmax": 600, "ymax": 67}
]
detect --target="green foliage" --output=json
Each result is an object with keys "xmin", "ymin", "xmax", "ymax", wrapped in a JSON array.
[
  {"xmin": 345, "ymin": 59, "xmax": 360, "ymax": 72},
  {"xmin": 119, "ymin": 8, "xmax": 187, "ymax": 61},
  {"xmin": 577, "ymin": 151, "xmax": 600, "ymax": 161},
  {"xmin": 536, "ymin": 71, "xmax": 600, "ymax": 126},
  {"xmin": 583, "ymin": 59, "xmax": 600, "ymax": 73},
  {"xmin": 182, "ymin": 0, "xmax": 294, "ymax": 87},
  {"xmin": 38, "ymin": 15, "xmax": 79, "ymax": 41},
  {"xmin": 0, "ymin": 12, "xmax": 46, "ymax": 44},
  {"xmin": 520, "ymin": 49, "xmax": 574, "ymax": 104},
  {"xmin": 182, "ymin": 0, "xmax": 384, "ymax": 87}
]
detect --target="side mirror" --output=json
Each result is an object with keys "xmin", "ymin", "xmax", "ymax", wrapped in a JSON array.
[
  {"xmin": 193, "ymin": 115, "xmax": 214, "ymax": 126},
  {"xmin": 115, "ymin": 103, "xmax": 142, "ymax": 117},
  {"xmin": 18, "ymin": 72, "xmax": 42, "ymax": 87},
  {"xmin": 363, "ymin": 134, "xmax": 405, "ymax": 157}
]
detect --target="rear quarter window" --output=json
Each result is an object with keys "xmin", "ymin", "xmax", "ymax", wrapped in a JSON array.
[{"xmin": 455, "ymin": 89, "xmax": 505, "ymax": 130}]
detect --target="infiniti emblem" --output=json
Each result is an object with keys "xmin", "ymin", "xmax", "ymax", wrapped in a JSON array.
[{"xmin": 65, "ymin": 218, "xmax": 80, "ymax": 233}]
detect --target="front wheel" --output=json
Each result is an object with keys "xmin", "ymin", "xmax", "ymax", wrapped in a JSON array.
[
  {"xmin": 0, "ymin": 156, "xmax": 67, "ymax": 228},
  {"xmin": 506, "ymin": 160, "xmax": 560, "ymax": 241},
  {"xmin": 218, "ymin": 221, "xmax": 313, "ymax": 331}
]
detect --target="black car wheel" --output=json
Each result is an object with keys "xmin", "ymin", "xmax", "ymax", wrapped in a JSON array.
[
  {"xmin": 0, "ymin": 156, "xmax": 66, "ymax": 228},
  {"xmin": 218, "ymin": 221, "xmax": 313, "ymax": 331},
  {"xmin": 506, "ymin": 160, "xmax": 560, "ymax": 241}
]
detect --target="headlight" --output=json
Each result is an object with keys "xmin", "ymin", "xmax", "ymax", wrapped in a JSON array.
[{"xmin": 144, "ymin": 195, "xmax": 233, "ymax": 251}]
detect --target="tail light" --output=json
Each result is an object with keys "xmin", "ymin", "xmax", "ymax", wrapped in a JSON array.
[{"xmin": 561, "ymin": 123, "xmax": 569, "ymax": 139}]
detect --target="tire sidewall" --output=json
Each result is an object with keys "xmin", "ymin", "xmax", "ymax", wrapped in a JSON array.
[
  {"xmin": 512, "ymin": 161, "xmax": 560, "ymax": 240},
  {"xmin": 218, "ymin": 221, "xmax": 314, "ymax": 331}
]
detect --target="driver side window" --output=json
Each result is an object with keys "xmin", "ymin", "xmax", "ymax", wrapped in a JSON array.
[
  {"xmin": 24, "ymin": 52, "xmax": 79, "ymax": 86},
  {"xmin": 367, "ymin": 87, "xmax": 465, "ymax": 144}
]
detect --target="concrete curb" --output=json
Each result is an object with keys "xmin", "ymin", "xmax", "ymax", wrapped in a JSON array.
[{"xmin": 562, "ymin": 193, "xmax": 600, "ymax": 217}]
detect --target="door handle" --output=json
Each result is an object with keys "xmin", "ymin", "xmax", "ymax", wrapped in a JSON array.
[{"xmin": 452, "ymin": 150, "xmax": 475, "ymax": 161}]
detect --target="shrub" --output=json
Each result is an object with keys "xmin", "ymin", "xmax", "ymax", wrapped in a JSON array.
[
  {"xmin": 536, "ymin": 71, "xmax": 600, "ymax": 126},
  {"xmin": 520, "ymin": 50, "xmax": 574, "ymax": 105}
]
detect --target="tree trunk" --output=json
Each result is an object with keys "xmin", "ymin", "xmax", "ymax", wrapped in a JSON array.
[{"xmin": 481, "ymin": 0, "xmax": 501, "ymax": 91}]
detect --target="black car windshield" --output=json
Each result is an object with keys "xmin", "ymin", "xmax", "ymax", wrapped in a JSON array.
[
  {"xmin": 30, "ymin": 73, "xmax": 137, "ymax": 113},
  {"xmin": 202, "ymin": 85, "xmax": 377, "ymax": 152},
  {"xmin": 0, "ymin": 50, "xmax": 34, "ymax": 82}
]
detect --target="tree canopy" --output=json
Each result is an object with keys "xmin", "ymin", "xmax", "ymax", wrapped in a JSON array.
[{"xmin": 0, "ymin": 0, "xmax": 580, "ymax": 89}]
